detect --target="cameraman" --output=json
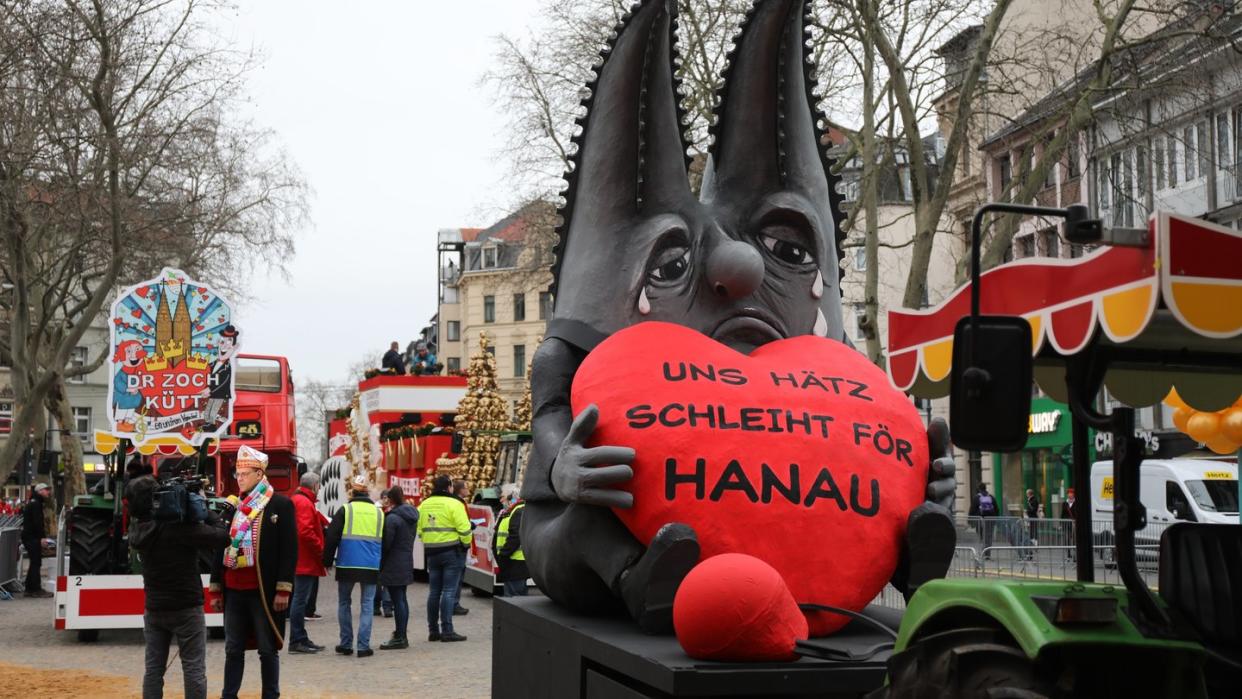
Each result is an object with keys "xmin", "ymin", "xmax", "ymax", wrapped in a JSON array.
[{"xmin": 127, "ymin": 475, "xmax": 228, "ymax": 699}]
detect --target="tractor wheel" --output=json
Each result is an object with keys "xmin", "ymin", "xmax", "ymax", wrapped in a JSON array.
[
  {"xmin": 69, "ymin": 509, "xmax": 111, "ymax": 575},
  {"xmin": 77, "ymin": 629, "xmax": 100, "ymax": 643},
  {"xmin": 877, "ymin": 627, "xmax": 1055, "ymax": 699}
]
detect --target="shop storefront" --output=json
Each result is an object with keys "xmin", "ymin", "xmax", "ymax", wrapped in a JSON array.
[{"xmin": 993, "ymin": 397, "xmax": 1093, "ymax": 518}]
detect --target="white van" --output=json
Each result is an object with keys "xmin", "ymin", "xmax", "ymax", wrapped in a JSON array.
[{"xmin": 1090, "ymin": 459, "xmax": 1239, "ymax": 537}]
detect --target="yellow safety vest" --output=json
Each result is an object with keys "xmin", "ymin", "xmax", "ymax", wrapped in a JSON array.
[
  {"xmin": 496, "ymin": 502, "xmax": 525, "ymax": 562},
  {"xmin": 417, "ymin": 495, "xmax": 471, "ymax": 550}
]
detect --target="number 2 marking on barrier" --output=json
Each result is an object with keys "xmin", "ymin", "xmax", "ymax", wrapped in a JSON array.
[{"xmin": 74, "ymin": 577, "xmax": 82, "ymax": 586}]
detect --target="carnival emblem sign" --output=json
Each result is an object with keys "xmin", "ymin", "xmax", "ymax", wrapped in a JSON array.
[{"xmin": 106, "ymin": 267, "xmax": 239, "ymax": 445}]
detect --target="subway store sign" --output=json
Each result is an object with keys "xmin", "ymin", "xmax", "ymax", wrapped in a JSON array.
[{"xmin": 1025, "ymin": 398, "xmax": 1072, "ymax": 449}]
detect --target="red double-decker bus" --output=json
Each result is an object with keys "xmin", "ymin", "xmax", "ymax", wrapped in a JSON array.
[{"xmin": 214, "ymin": 353, "xmax": 300, "ymax": 496}]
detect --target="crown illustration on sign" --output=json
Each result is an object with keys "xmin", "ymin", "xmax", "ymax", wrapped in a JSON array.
[
  {"xmin": 144, "ymin": 354, "xmax": 168, "ymax": 371},
  {"xmin": 160, "ymin": 339, "xmax": 186, "ymax": 359},
  {"xmin": 185, "ymin": 353, "xmax": 209, "ymax": 370}
]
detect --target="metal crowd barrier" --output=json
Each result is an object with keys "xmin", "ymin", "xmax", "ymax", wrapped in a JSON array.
[{"xmin": 869, "ymin": 516, "xmax": 1171, "ymax": 610}]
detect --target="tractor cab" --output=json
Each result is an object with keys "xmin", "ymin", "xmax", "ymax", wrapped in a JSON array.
[{"xmin": 878, "ymin": 205, "xmax": 1242, "ymax": 698}]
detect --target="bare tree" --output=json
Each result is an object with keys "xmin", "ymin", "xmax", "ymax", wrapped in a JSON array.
[{"xmin": 0, "ymin": 0, "xmax": 308, "ymax": 496}]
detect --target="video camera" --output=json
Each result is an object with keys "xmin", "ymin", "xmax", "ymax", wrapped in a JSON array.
[{"xmin": 151, "ymin": 476, "xmax": 210, "ymax": 524}]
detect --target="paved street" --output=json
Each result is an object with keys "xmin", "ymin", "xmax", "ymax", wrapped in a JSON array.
[{"xmin": 0, "ymin": 559, "xmax": 494, "ymax": 698}]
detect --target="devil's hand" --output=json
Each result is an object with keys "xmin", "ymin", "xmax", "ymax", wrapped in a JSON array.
[
  {"xmin": 926, "ymin": 417, "xmax": 956, "ymax": 511},
  {"xmin": 551, "ymin": 404, "xmax": 636, "ymax": 509}
]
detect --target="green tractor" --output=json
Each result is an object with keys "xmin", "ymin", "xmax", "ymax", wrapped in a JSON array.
[{"xmin": 873, "ymin": 204, "xmax": 1242, "ymax": 698}]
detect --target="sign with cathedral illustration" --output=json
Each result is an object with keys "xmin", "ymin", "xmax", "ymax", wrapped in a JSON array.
[{"xmin": 104, "ymin": 268, "xmax": 240, "ymax": 445}]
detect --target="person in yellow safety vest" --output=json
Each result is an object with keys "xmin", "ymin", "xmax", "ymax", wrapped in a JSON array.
[
  {"xmin": 493, "ymin": 484, "xmax": 529, "ymax": 597},
  {"xmin": 322, "ymin": 475, "xmax": 385, "ymax": 658},
  {"xmin": 417, "ymin": 474, "xmax": 472, "ymax": 642}
]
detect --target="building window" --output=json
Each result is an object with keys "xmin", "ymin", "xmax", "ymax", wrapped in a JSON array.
[
  {"xmin": 997, "ymin": 154, "xmax": 1012, "ymax": 198},
  {"xmin": 447, "ymin": 357, "xmax": 461, "ymax": 372},
  {"xmin": 1040, "ymin": 228, "xmax": 1060, "ymax": 258},
  {"xmin": 1121, "ymin": 150, "xmax": 1134, "ymax": 226},
  {"xmin": 853, "ymin": 247, "xmax": 866, "ymax": 271},
  {"xmin": 513, "ymin": 293, "xmax": 526, "ymax": 322},
  {"xmin": 538, "ymin": 291, "xmax": 553, "ymax": 320},
  {"xmin": 443, "ymin": 286, "xmax": 459, "ymax": 304},
  {"xmin": 446, "ymin": 321, "xmax": 460, "ymax": 342},
  {"xmin": 1218, "ymin": 113, "xmax": 1230, "ymax": 170},
  {"xmin": 482, "ymin": 246, "xmax": 498, "ymax": 269},
  {"xmin": 1097, "ymin": 158, "xmax": 1111, "ymax": 213},
  {"xmin": 0, "ymin": 402, "xmax": 11, "ymax": 434},
  {"xmin": 1136, "ymin": 145, "xmax": 1148, "ymax": 204},
  {"xmin": 1184, "ymin": 126, "xmax": 1197, "ymax": 180},
  {"xmin": 483, "ymin": 295, "xmax": 495, "ymax": 323},
  {"xmin": 486, "ymin": 345, "xmax": 496, "ymax": 356},
  {"xmin": 1067, "ymin": 133, "xmax": 1081, "ymax": 178},
  {"xmin": 1017, "ymin": 235, "xmax": 1035, "ymax": 258},
  {"xmin": 852, "ymin": 303, "xmax": 867, "ymax": 342},
  {"xmin": 1154, "ymin": 137, "xmax": 1166, "ymax": 190},
  {"xmin": 72, "ymin": 407, "xmax": 91, "ymax": 437},
  {"xmin": 68, "ymin": 346, "xmax": 88, "ymax": 384},
  {"xmin": 1043, "ymin": 134, "xmax": 1057, "ymax": 188},
  {"xmin": 1197, "ymin": 120, "xmax": 1209, "ymax": 178},
  {"xmin": 1167, "ymin": 135, "xmax": 1179, "ymax": 187},
  {"xmin": 513, "ymin": 345, "xmax": 526, "ymax": 378}
]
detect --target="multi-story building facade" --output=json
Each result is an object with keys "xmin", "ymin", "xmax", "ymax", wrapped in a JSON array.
[
  {"xmin": 969, "ymin": 6, "xmax": 1242, "ymax": 516},
  {"xmin": 437, "ymin": 204, "xmax": 554, "ymax": 408}
]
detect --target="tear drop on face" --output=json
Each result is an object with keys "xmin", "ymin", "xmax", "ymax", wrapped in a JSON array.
[
  {"xmin": 811, "ymin": 270, "xmax": 823, "ymax": 300},
  {"xmin": 638, "ymin": 287, "xmax": 651, "ymax": 315}
]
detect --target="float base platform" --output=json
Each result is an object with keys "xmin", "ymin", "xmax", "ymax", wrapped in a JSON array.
[{"xmin": 492, "ymin": 595, "xmax": 895, "ymax": 698}]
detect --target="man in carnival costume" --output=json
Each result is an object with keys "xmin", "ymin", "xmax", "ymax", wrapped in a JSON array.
[{"xmin": 210, "ymin": 446, "xmax": 297, "ymax": 699}]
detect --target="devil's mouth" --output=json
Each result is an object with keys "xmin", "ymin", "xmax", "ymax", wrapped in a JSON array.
[{"xmin": 711, "ymin": 310, "xmax": 786, "ymax": 353}]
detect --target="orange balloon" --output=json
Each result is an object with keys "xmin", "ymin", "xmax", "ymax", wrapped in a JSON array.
[
  {"xmin": 1164, "ymin": 387, "xmax": 1189, "ymax": 410},
  {"xmin": 1221, "ymin": 408, "xmax": 1242, "ymax": 443},
  {"xmin": 1186, "ymin": 411, "xmax": 1221, "ymax": 443},
  {"xmin": 1204, "ymin": 434, "xmax": 1240, "ymax": 456},
  {"xmin": 1172, "ymin": 407, "xmax": 1193, "ymax": 434}
]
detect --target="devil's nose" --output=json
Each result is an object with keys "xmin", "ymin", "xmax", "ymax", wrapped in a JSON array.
[{"xmin": 705, "ymin": 241, "xmax": 764, "ymax": 299}]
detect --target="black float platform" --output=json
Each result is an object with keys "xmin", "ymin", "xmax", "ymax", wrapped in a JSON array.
[{"xmin": 492, "ymin": 596, "xmax": 895, "ymax": 698}]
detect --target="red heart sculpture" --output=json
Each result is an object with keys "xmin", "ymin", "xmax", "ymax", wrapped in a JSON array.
[
  {"xmin": 196, "ymin": 325, "xmax": 204, "ymax": 331},
  {"xmin": 136, "ymin": 286, "xmax": 149, "ymax": 298},
  {"xmin": 571, "ymin": 322, "xmax": 929, "ymax": 636},
  {"xmin": 142, "ymin": 325, "xmax": 151, "ymax": 332},
  {"xmin": 131, "ymin": 309, "xmax": 142, "ymax": 318}
]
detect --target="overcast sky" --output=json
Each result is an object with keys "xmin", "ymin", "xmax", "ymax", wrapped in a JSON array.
[{"xmin": 223, "ymin": 0, "xmax": 545, "ymax": 386}]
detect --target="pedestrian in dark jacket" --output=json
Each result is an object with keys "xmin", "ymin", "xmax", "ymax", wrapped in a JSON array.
[
  {"xmin": 323, "ymin": 476, "xmax": 385, "ymax": 657},
  {"xmin": 493, "ymin": 484, "xmax": 529, "ymax": 597},
  {"xmin": 381, "ymin": 342, "xmax": 406, "ymax": 375},
  {"xmin": 378, "ymin": 486, "xmax": 418, "ymax": 650},
  {"xmin": 209, "ymin": 446, "xmax": 298, "ymax": 699},
  {"xmin": 128, "ymin": 476, "xmax": 228, "ymax": 699},
  {"xmin": 20, "ymin": 483, "xmax": 52, "ymax": 597}
]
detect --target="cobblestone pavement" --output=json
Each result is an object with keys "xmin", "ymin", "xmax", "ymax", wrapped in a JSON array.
[{"xmin": 0, "ymin": 560, "xmax": 493, "ymax": 698}]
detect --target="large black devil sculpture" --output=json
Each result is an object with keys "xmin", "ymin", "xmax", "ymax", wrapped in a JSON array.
[{"xmin": 520, "ymin": 0, "xmax": 957, "ymax": 633}]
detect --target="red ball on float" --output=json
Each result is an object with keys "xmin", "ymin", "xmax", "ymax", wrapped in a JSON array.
[{"xmin": 673, "ymin": 553, "xmax": 808, "ymax": 662}]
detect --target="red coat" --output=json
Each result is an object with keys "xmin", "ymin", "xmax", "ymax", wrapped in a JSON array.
[{"xmin": 291, "ymin": 487, "xmax": 326, "ymax": 577}]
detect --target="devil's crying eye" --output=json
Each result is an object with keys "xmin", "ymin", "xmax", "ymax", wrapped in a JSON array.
[
  {"xmin": 759, "ymin": 227, "xmax": 814, "ymax": 266},
  {"xmin": 647, "ymin": 245, "xmax": 691, "ymax": 283}
]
